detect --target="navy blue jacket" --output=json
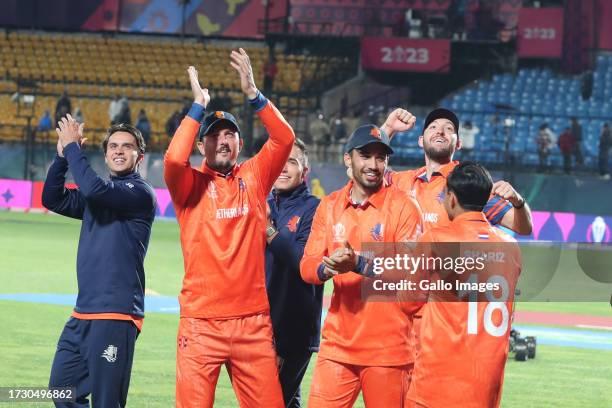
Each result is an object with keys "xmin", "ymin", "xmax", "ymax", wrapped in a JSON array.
[
  {"xmin": 42, "ymin": 142, "xmax": 156, "ymax": 317},
  {"xmin": 265, "ymin": 183, "xmax": 322, "ymax": 358}
]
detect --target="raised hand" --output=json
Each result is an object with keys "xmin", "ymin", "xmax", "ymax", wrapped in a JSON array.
[
  {"xmin": 56, "ymin": 114, "xmax": 86, "ymax": 153},
  {"xmin": 492, "ymin": 180, "xmax": 525, "ymax": 208},
  {"xmin": 382, "ymin": 108, "xmax": 416, "ymax": 140},
  {"xmin": 187, "ymin": 66, "xmax": 210, "ymax": 108},
  {"xmin": 230, "ymin": 48, "xmax": 258, "ymax": 99}
]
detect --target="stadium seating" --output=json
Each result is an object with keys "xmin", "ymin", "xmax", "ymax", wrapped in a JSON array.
[
  {"xmin": 393, "ymin": 56, "xmax": 612, "ymax": 171},
  {"xmin": 0, "ymin": 31, "xmax": 346, "ymax": 148}
]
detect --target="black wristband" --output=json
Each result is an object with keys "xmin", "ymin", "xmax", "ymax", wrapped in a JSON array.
[{"xmin": 514, "ymin": 198, "xmax": 526, "ymax": 210}]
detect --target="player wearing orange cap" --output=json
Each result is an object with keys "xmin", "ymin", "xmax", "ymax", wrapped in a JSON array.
[
  {"xmin": 164, "ymin": 49, "xmax": 294, "ymax": 408},
  {"xmin": 301, "ymin": 124, "xmax": 423, "ymax": 408}
]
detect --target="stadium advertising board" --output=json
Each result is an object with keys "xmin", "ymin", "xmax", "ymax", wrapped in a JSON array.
[
  {"xmin": 517, "ymin": 7, "xmax": 564, "ymax": 58},
  {"xmin": 7, "ymin": 179, "xmax": 611, "ymax": 243},
  {"xmin": 289, "ymin": 0, "xmax": 450, "ymax": 35},
  {"xmin": 0, "ymin": 179, "xmax": 32, "ymax": 209},
  {"xmin": 118, "ymin": 0, "xmax": 287, "ymax": 37},
  {"xmin": 0, "ymin": 0, "xmax": 286, "ymax": 38},
  {"xmin": 361, "ymin": 37, "xmax": 450, "ymax": 73}
]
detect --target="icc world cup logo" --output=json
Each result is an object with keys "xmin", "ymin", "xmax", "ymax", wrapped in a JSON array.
[{"xmin": 586, "ymin": 216, "xmax": 610, "ymax": 243}]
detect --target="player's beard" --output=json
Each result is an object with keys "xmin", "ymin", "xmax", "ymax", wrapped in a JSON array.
[
  {"xmin": 423, "ymin": 139, "xmax": 454, "ymax": 162},
  {"xmin": 209, "ymin": 157, "xmax": 234, "ymax": 174},
  {"xmin": 353, "ymin": 166, "xmax": 383, "ymax": 194}
]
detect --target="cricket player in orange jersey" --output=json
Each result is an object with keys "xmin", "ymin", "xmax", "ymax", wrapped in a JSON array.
[
  {"xmin": 380, "ymin": 108, "xmax": 532, "ymax": 235},
  {"xmin": 379, "ymin": 108, "xmax": 531, "ymax": 355},
  {"xmin": 300, "ymin": 125, "xmax": 423, "ymax": 408},
  {"xmin": 164, "ymin": 49, "xmax": 294, "ymax": 407},
  {"xmin": 406, "ymin": 162, "xmax": 522, "ymax": 408}
]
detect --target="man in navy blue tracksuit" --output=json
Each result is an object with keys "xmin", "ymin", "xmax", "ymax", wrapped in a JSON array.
[
  {"xmin": 43, "ymin": 115, "xmax": 156, "ymax": 408},
  {"xmin": 265, "ymin": 138, "xmax": 323, "ymax": 408}
]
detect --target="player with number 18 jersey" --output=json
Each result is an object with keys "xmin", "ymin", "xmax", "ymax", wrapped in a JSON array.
[{"xmin": 406, "ymin": 162, "xmax": 522, "ymax": 408}]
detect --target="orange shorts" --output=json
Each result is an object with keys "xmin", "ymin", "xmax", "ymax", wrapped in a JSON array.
[
  {"xmin": 176, "ymin": 312, "xmax": 283, "ymax": 408},
  {"xmin": 308, "ymin": 356, "xmax": 413, "ymax": 408}
]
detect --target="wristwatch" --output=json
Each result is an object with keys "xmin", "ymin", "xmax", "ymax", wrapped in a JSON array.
[{"xmin": 266, "ymin": 225, "xmax": 277, "ymax": 238}]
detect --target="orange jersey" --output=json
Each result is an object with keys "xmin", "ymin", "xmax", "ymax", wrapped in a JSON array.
[
  {"xmin": 300, "ymin": 182, "xmax": 423, "ymax": 366},
  {"xmin": 407, "ymin": 212, "xmax": 522, "ymax": 408},
  {"xmin": 164, "ymin": 102, "xmax": 295, "ymax": 318},
  {"xmin": 389, "ymin": 161, "xmax": 512, "ymax": 231}
]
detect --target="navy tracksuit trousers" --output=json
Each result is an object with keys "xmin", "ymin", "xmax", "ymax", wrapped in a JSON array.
[
  {"xmin": 49, "ymin": 318, "xmax": 138, "ymax": 408},
  {"xmin": 278, "ymin": 351, "xmax": 313, "ymax": 408}
]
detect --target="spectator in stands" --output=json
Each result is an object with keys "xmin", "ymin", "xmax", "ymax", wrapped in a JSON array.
[
  {"xmin": 263, "ymin": 54, "xmax": 278, "ymax": 95},
  {"xmin": 116, "ymin": 96, "xmax": 132, "ymax": 125},
  {"xmin": 310, "ymin": 112, "xmax": 330, "ymax": 162},
  {"xmin": 136, "ymin": 109, "xmax": 152, "ymax": 146},
  {"xmin": 570, "ymin": 117, "xmax": 584, "ymax": 167},
  {"xmin": 599, "ymin": 123, "xmax": 611, "ymax": 180},
  {"xmin": 165, "ymin": 110, "xmax": 181, "ymax": 138},
  {"xmin": 109, "ymin": 94, "xmax": 121, "ymax": 125},
  {"xmin": 55, "ymin": 90, "xmax": 71, "ymax": 127},
  {"xmin": 367, "ymin": 105, "xmax": 379, "ymax": 124},
  {"xmin": 74, "ymin": 107, "xmax": 84, "ymax": 124},
  {"xmin": 38, "ymin": 110, "xmax": 52, "ymax": 132},
  {"xmin": 557, "ymin": 127, "xmax": 574, "ymax": 174},
  {"xmin": 136, "ymin": 109, "xmax": 152, "ymax": 179},
  {"xmin": 458, "ymin": 120, "xmax": 479, "ymax": 160},
  {"xmin": 343, "ymin": 110, "xmax": 361, "ymax": 137},
  {"xmin": 536, "ymin": 123, "xmax": 555, "ymax": 173},
  {"xmin": 330, "ymin": 116, "xmax": 347, "ymax": 143}
]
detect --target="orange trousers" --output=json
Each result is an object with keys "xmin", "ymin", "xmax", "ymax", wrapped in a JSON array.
[
  {"xmin": 308, "ymin": 357, "xmax": 413, "ymax": 408},
  {"xmin": 176, "ymin": 313, "xmax": 283, "ymax": 408}
]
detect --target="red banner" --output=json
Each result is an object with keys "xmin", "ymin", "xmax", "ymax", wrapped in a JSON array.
[
  {"xmin": 517, "ymin": 8, "xmax": 564, "ymax": 58},
  {"xmin": 361, "ymin": 37, "xmax": 450, "ymax": 73},
  {"xmin": 597, "ymin": 0, "xmax": 612, "ymax": 50}
]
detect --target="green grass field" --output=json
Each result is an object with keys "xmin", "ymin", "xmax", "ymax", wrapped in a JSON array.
[{"xmin": 1, "ymin": 211, "xmax": 611, "ymax": 407}]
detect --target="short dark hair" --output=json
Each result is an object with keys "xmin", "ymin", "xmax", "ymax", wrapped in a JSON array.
[
  {"xmin": 293, "ymin": 138, "xmax": 309, "ymax": 167},
  {"xmin": 446, "ymin": 161, "xmax": 493, "ymax": 212},
  {"xmin": 102, "ymin": 123, "xmax": 146, "ymax": 154}
]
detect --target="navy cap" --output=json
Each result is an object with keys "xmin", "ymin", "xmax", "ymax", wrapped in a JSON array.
[
  {"xmin": 344, "ymin": 124, "xmax": 393, "ymax": 155},
  {"xmin": 423, "ymin": 108, "xmax": 459, "ymax": 136},
  {"xmin": 198, "ymin": 111, "xmax": 240, "ymax": 140}
]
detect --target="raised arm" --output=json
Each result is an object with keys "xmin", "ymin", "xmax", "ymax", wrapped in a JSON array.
[
  {"xmin": 164, "ymin": 66, "xmax": 211, "ymax": 205},
  {"xmin": 55, "ymin": 115, "xmax": 155, "ymax": 214},
  {"xmin": 230, "ymin": 48, "xmax": 295, "ymax": 195},
  {"xmin": 489, "ymin": 180, "xmax": 533, "ymax": 235},
  {"xmin": 41, "ymin": 137, "xmax": 86, "ymax": 219},
  {"xmin": 380, "ymin": 108, "xmax": 416, "ymax": 140}
]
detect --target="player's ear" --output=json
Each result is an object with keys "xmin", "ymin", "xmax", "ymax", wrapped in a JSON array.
[
  {"xmin": 343, "ymin": 152, "xmax": 351, "ymax": 168},
  {"xmin": 196, "ymin": 140, "xmax": 206, "ymax": 156},
  {"xmin": 455, "ymin": 134, "xmax": 462, "ymax": 150},
  {"xmin": 450, "ymin": 190, "xmax": 458, "ymax": 210},
  {"xmin": 418, "ymin": 135, "xmax": 424, "ymax": 148},
  {"xmin": 238, "ymin": 138, "xmax": 244, "ymax": 152},
  {"xmin": 302, "ymin": 165, "xmax": 309, "ymax": 181}
]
